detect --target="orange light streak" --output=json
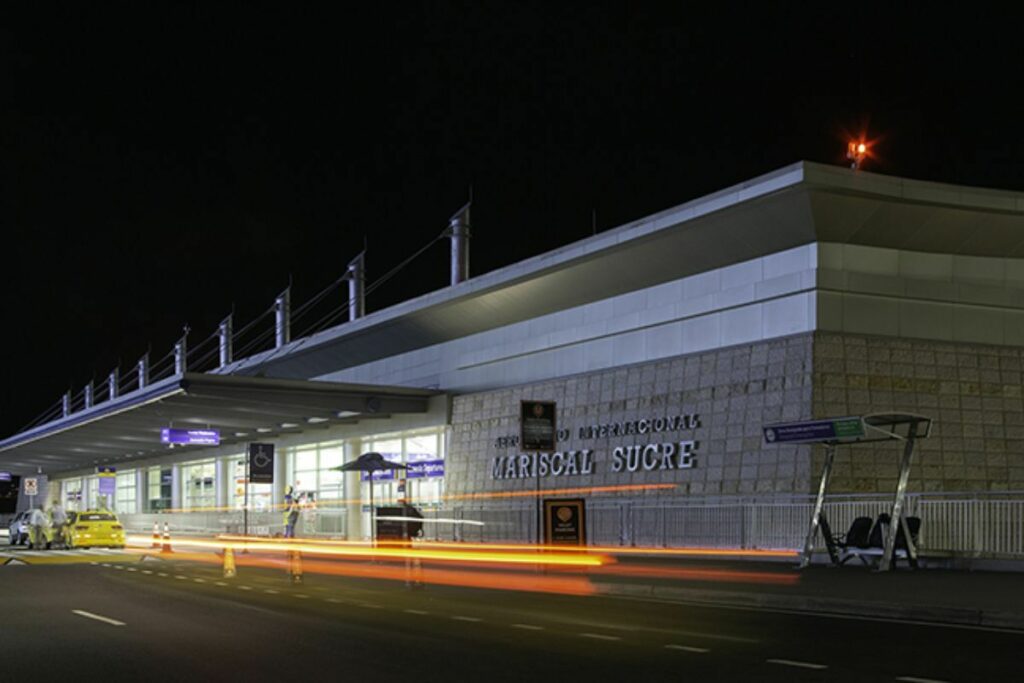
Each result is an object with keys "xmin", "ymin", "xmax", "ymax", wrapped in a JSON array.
[
  {"xmin": 588, "ymin": 564, "xmax": 800, "ymax": 585},
  {"xmin": 125, "ymin": 535, "xmax": 606, "ymax": 567}
]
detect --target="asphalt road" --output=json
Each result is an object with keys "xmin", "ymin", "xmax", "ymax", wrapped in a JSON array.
[{"xmin": 1, "ymin": 557, "xmax": 1020, "ymax": 683}]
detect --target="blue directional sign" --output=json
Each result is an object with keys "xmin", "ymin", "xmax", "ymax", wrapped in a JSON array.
[
  {"xmin": 161, "ymin": 428, "xmax": 220, "ymax": 445},
  {"xmin": 763, "ymin": 417, "xmax": 865, "ymax": 445}
]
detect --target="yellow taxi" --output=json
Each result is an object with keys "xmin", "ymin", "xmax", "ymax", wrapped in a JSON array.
[{"xmin": 66, "ymin": 510, "xmax": 126, "ymax": 549}]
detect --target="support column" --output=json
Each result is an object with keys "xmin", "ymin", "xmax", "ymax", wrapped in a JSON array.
[
  {"xmin": 170, "ymin": 464, "xmax": 182, "ymax": 510},
  {"xmin": 214, "ymin": 458, "xmax": 229, "ymax": 509},
  {"xmin": 272, "ymin": 446, "xmax": 287, "ymax": 506},
  {"xmin": 135, "ymin": 469, "xmax": 146, "ymax": 514},
  {"xmin": 345, "ymin": 439, "xmax": 364, "ymax": 541},
  {"xmin": 880, "ymin": 422, "xmax": 921, "ymax": 572},
  {"xmin": 800, "ymin": 444, "xmax": 837, "ymax": 569}
]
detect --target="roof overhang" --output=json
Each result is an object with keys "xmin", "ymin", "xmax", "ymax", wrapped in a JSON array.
[{"xmin": 0, "ymin": 373, "xmax": 435, "ymax": 476}]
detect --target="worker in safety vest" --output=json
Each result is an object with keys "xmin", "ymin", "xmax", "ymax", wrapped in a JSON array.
[{"xmin": 283, "ymin": 500, "xmax": 300, "ymax": 538}]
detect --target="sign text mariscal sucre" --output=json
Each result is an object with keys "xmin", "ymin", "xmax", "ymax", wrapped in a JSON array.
[{"xmin": 491, "ymin": 413, "xmax": 700, "ymax": 480}]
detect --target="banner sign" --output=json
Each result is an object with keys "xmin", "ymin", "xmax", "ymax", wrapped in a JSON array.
[
  {"xmin": 763, "ymin": 417, "xmax": 865, "ymax": 445},
  {"xmin": 544, "ymin": 498, "xmax": 586, "ymax": 546},
  {"xmin": 98, "ymin": 477, "xmax": 116, "ymax": 496},
  {"xmin": 406, "ymin": 459, "xmax": 445, "ymax": 479},
  {"xmin": 521, "ymin": 400, "xmax": 557, "ymax": 452},
  {"xmin": 361, "ymin": 469, "xmax": 395, "ymax": 482},
  {"xmin": 248, "ymin": 443, "xmax": 275, "ymax": 484},
  {"xmin": 161, "ymin": 428, "xmax": 221, "ymax": 446}
]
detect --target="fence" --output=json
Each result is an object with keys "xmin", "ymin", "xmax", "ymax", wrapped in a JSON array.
[{"xmin": 119, "ymin": 492, "xmax": 1024, "ymax": 559}]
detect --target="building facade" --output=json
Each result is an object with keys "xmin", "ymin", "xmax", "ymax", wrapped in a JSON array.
[{"xmin": 4, "ymin": 161, "xmax": 1024, "ymax": 555}]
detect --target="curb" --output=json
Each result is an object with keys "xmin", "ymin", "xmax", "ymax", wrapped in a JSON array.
[{"xmin": 596, "ymin": 582, "xmax": 1024, "ymax": 631}]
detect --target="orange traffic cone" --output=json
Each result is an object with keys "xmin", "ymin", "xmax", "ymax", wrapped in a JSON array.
[
  {"xmin": 161, "ymin": 522, "xmax": 172, "ymax": 554},
  {"xmin": 223, "ymin": 547, "xmax": 237, "ymax": 578}
]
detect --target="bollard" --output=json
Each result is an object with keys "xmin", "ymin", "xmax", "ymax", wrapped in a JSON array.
[
  {"xmin": 289, "ymin": 550, "xmax": 303, "ymax": 585},
  {"xmin": 223, "ymin": 547, "xmax": 237, "ymax": 578},
  {"xmin": 151, "ymin": 522, "xmax": 160, "ymax": 549},
  {"xmin": 161, "ymin": 522, "xmax": 172, "ymax": 554}
]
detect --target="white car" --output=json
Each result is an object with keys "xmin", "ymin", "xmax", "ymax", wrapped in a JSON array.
[{"xmin": 7, "ymin": 511, "xmax": 29, "ymax": 545}]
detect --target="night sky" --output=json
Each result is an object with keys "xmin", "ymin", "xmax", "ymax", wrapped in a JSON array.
[{"xmin": 3, "ymin": 4, "xmax": 1022, "ymax": 436}]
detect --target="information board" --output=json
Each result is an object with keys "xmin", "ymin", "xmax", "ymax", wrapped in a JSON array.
[
  {"xmin": 763, "ymin": 417, "xmax": 865, "ymax": 445},
  {"xmin": 521, "ymin": 400, "xmax": 557, "ymax": 452},
  {"xmin": 543, "ymin": 498, "xmax": 586, "ymax": 546}
]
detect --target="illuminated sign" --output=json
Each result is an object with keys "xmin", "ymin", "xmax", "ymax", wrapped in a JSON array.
[
  {"xmin": 763, "ymin": 417, "xmax": 864, "ymax": 445},
  {"xmin": 521, "ymin": 400, "xmax": 556, "ymax": 452},
  {"xmin": 161, "ymin": 428, "xmax": 220, "ymax": 446},
  {"xmin": 544, "ymin": 498, "xmax": 586, "ymax": 546},
  {"xmin": 406, "ymin": 459, "xmax": 445, "ymax": 479},
  {"xmin": 248, "ymin": 443, "xmax": 275, "ymax": 484},
  {"xmin": 0, "ymin": 472, "xmax": 10, "ymax": 482}
]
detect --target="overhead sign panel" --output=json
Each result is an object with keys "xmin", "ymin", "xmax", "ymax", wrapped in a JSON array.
[
  {"xmin": 521, "ymin": 400, "xmax": 557, "ymax": 452},
  {"xmin": 248, "ymin": 443, "xmax": 275, "ymax": 484},
  {"xmin": 763, "ymin": 417, "xmax": 865, "ymax": 445},
  {"xmin": 161, "ymin": 428, "xmax": 220, "ymax": 446},
  {"xmin": 0, "ymin": 472, "xmax": 11, "ymax": 482}
]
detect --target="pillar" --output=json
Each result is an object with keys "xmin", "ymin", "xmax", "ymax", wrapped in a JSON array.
[
  {"xmin": 170, "ymin": 464, "xmax": 182, "ymax": 510},
  {"xmin": 344, "ymin": 439, "xmax": 364, "ymax": 541},
  {"xmin": 272, "ymin": 445, "xmax": 287, "ymax": 506}
]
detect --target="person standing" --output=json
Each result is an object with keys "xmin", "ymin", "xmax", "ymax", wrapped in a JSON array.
[
  {"xmin": 28, "ymin": 507, "xmax": 48, "ymax": 549},
  {"xmin": 50, "ymin": 503, "xmax": 68, "ymax": 547},
  {"xmin": 283, "ymin": 500, "xmax": 300, "ymax": 538}
]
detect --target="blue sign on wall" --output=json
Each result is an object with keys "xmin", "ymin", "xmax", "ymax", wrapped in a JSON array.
[
  {"xmin": 763, "ymin": 417, "xmax": 864, "ymax": 445},
  {"xmin": 161, "ymin": 428, "xmax": 221, "ymax": 445},
  {"xmin": 406, "ymin": 459, "xmax": 445, "ymax": 479}
]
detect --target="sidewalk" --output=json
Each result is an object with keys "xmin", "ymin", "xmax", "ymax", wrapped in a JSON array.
[{"xmin": 594, "ymin": 555, "xmax": 1024, "ymax": 630}]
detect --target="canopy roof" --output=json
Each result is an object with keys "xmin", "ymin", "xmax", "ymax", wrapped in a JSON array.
[{"xmin": 0, "ymin": 373, "xmax": 433, "ymax": 476}]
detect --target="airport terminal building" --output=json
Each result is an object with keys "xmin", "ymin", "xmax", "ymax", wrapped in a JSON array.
[{"xmin": 4, "ymin": 161, "xmax": 1024, "ymax": 556}]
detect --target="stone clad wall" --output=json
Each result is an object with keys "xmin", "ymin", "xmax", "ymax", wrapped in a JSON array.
[
  {"xmin": 447, "ymin": 334, "xmax": 816, "ymax": 505},
  {"xmin": 812, "ymin": 332, "xmax": 1024, "ymax": 494}
]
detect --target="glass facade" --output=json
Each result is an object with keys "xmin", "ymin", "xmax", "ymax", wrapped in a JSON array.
[
  {"xmin": 183, "ymin": 460, "xmax": 216, "ymax": 510},
  {"xmin": 233, "ymin": 455, "xmax": 273, "ymax": 510},
  {"xmin": 147, "ymin": 466, "xmax": 172, "ymax": 511},
  {"xmin": 63, "ymin": 479, "xmax": 83, "ymax": 512},
  {"xmin": 115, "ymin": 472, "xmax": 136, "ymax": 513}
]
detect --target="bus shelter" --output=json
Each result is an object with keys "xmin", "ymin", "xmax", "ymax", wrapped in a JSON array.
[{"xmin": 763, "ymin": 413, "xmax": 932, "ymax": 571}]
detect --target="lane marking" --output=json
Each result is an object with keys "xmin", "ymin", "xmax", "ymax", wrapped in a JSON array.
[
  {"xmin": 215, "ymin": 582, "xmax": 228, "ymax": 587},
  {"xmin": 238, "ymin": 585, "xmax": 253, "ymax": 591},
  {"xmin": 767, "ymin": 659, "xmax": 828, "ymax": 670},
  {"xmin": 126, "ymin": 568, "xmax": 137, "ymax": 572},
  {"xmin": 101, "ymin": 563, "xmax": 111, "ymax": 567},
  {"xmin": 72, "ymin": 610, "xmax": 125, "ymax": 627},
  {"xmin": 404, "ymin": 609, "xmax": 429, "ymax": 615},
  {"xmin": 326, "ymin": 598, "xmax": 344, "ymax": 604},
  {"xmin": 579, "ymin": 633, "xmax": 622, "ymax": 641},
  {"xmin": 264, "ymin": 589, "xmax": 280, "ymax": 595},
  {"xmin": 141, "ymin": 570, "xmax": 153, "ymax": 575},
  {"xmin": 193, "ymin": 578, "xmax": 206, "ymax": 583},
  {"xmin": 665, "ymin": 645, "xmax": 709, "ymax": 653},
  {"xmin": 157, "ymin": 572, "xmax": 169, "ymax": 577},
  {"xmin": 174, "ymin": 575, "xmax": 188, "ymax": 580},
  {"xmin": 358, "ymin": 603, "xmax": 383, "ymax": 609},
  {"xmin": 511, "ymin": 624, "xmax": 544, "ymax": 631},
  {"xmin": 452, "ymin": 616, "xmax": 483, "ymax": 622},
  {"xmin": 616, "ymin": 595, "xmax": 1024, "ymax": 636},
  {"xmin": 89, "ymin": 562, "xmax": 98, "ymax": 566},
  {"xmin": 113, "ymin": 566, "xmax": 124, "ymax": 570},
  {"xmin": 896, "ymin": 678, "xmax": 951, "ymax": 683},
  {"xmin": 294, "ymin": 594, "xmax": 310, "ymax": 599}
]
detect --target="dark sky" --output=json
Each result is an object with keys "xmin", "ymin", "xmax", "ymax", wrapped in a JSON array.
[{"xmin": 2, "ymin": 3, "xmax": 1023, "ymax": 436}]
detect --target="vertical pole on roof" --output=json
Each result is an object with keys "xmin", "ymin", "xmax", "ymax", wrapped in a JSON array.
[
  {"xmin": 174, "ymin": 336, "xmax": 187, "ymax": 375},
  {"xmin": 108, "ymin": 368, "xmax": 120, "ymax": 400},
  {"xmin": 447, "ymin": 202, "xmax": 471, "ymax": 286},
  {"xmin": 800, "ymin": 443, "xmax": 836, "ymax": 569},
  {"xmin": 274, "ymin": 288, "xmax": 291, "ymax": 348},
  {"xmin": 138, "ymin": 354, "xmax": 149, "ymax": 389},
  {"xmin": 346, "ymin": 252, "xmax": 365, "ymax": 322},
  {"xmin": 879, "ymin": 422, "xmax": 920, "ymax": 572},
  {"xmin": 218, "ymin": 315, "xmax": 233, "ymax": 368},
  {"xmin": 62, "ymin": 390, "xmax": 71, "ymax": 417},
  {"xmin": 83, "ymin": 382, "xmax": 94, "ymax": 409}
]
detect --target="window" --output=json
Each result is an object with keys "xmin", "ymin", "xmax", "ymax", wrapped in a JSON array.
[
  {"xmin": 183, "ymin": 460, "xmax": 216, "ymax": 510},
  {"xmin": 233, "ymin": 455, "xmax": 272, "ymax": 510},
  {"xmin": 286, "ymin": 442, "xmax": 345, "ymax": 504},
  {"xmin": 147, "ymin": 467, "xmax": 172, "ymax": 512},
  {"xmin": 115, "ymin": 472, "xmax": 136, "ymax": 514},
  {"xmin": 63, "ymin": 479, "xmax": 83, "ymax": 512}
]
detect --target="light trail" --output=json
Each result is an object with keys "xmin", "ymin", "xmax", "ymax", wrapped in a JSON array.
[{"xmin": 125, "ymin": 535, "xmax": 607, "ymax": 567}]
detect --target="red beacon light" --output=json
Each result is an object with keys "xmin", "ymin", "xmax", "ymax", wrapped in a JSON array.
[{"xmin": 847, "ymin": 140, "xmax": 868, "ymax": 170}]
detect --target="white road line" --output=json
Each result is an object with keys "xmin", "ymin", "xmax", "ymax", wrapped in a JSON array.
[
  {"xmin": 452, "ymin": 616, "xmax": 483, "ymax": 622},
  {"xmin": 101, "ymin": 563, "xmax": 111, "ymax": 567},
  {"xmin": 510, "ymin": 624, "xmax": 544, "ymax": 631},
  {"xmin": 141, "ymin": 570, "xmax": 153, "ymax": 575},
  {"xmin": 113, "ymin": 566, "xmax": 124, "ymax": 570},
  {"xmin": 294, "ymin": 594, "xmax": 309, "ymax": 599},
  {"xmin": 358, "ymin": 603, "xmax": 383, "ymax": 609},
  {"xmin": 215, "ymin": 582, "xmax": 228, "ymax": 587},
  {"xmin": 193, "ymin": 578, "xmax": 206, "ymax": 583},
  {"xmin": 72, "ymin": 610, "xmax": 125, "ymax": 627},
  {"xmin": 896, "ymin": 677, "xmax": 951, "ymax": 683},
  {"xmin": 157, "ymin": 572, "xmax": 169, "ymax": 577},
  {"xmin": 264, "ymin": 589, "xmax": 280, "ymax": 594},
  {"xmin": 174, "ymin": 575, "xmax": 187, "ymax": 580},
  {"xmin": 125, "ymin": 568, "xmax": 137, "ymax": 572},
  {"xmin": 665, "ymin": 645, "xmax": 709, "ymax": 653},
  {"xmin": 579, "ymin": 633, "xmax": 622, "ymax": 641},
  {"xmin": 404, "ymin": 609, "xmax": 429, "ymax": 615},
  {"xmin": 238, "ymin": 585, "xmax": 252, "ymax": 591},
  {"xmin": 89, "ymin": 561, "xmax": 98, "ymax": 566},
  {"xmin": 766, "ymin": 659, "xmax": 828, "ymax": 670}
]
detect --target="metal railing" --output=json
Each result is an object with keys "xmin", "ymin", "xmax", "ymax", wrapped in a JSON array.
[{"xmin": 117, "ymin": 492, "xmax": 1024, "ymax": 559}]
